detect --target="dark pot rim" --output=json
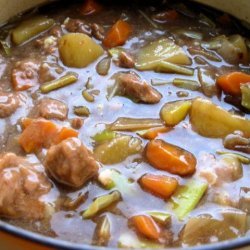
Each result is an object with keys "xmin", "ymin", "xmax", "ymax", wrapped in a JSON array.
[{"xmin": 1, "ymin": 220, "xmax": 250, "ymax": 250}]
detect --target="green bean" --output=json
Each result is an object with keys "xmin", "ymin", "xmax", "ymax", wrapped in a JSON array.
[
  {"xmin": 12, "ymin": 16, "xmax": 55, "ymax": 45},
  {"xmin": 93, "ymin": 215, "xmax": 111, "ymax": 246},
  {"xmin": 189, "ymin": 48, "xmax": 221, "ymax": 62},
  {"xmin": 156, "ymin": 61, "xmax": 194, "ymax": 76},
  {"xmin": 82, "ymin": 90, "xmax": 95, "ymax": 102},
  {"xmin": 73, "ymin": 106, "xmax": 90, "ymax": 117},
  {"xmin": 96, "ymin": 57, "xmax": 111, "ymax": 76},
  {"xmin": 151, "ymin": 78, "xmax": 171, "ymax": 86},
  {"xmin": 194, "ymin": 56, "xmax": 207, "ymax": 65},
  {"xmin": 173, "ymin": 78, "xmax": 200, "ymax": 91},
  {"xmin": 109, "ymin": 117, "xmax": 163, "ymax": 131},
  {"xmin": 40, "ymin": 73, "xmax": 78, "ymax": 93},
  {"xmin": 82, "ymin": 191, "xmax": 121, "ymax": 219}
]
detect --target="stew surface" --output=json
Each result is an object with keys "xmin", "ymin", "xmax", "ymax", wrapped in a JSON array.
[{"xmin": 0, "ymin": 0, "xmax": 250, "ymax": 248}]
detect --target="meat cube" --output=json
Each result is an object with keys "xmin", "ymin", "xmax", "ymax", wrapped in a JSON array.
[
  {"xmin": 91, "ymin": 23, "xmax": 104, "ymax": 40},
  {"xmin": 117, "ymin": 72, "xmax": 162, "ymax": 104},
  {"xmin": 0, "ymin": 92, "xmax": 19, "ymax": 118},
  {"xmin": 11, "ymin": 59, "xmax": 40, "ymax": 91},
  {"xmin": 0, "ymin": 153, "xmax": 52, "ymax": 219},
  {"xmin": 118, "ymin": 52, "xmax": 135, "ymax": 68},
  {"xmin": 38, "ymin": 98, "xmax": 68, "ymax": 120},
  {"xmin": 45, "ymin": 138, "xmax": 99, "ymax": 188},
  {"xmin": 39, "ymin": 62, "xmax": 64, "ymax": 83},
  {"xmin": 64, "ymin": 18, "xmax": 91, "ymax": 35}
]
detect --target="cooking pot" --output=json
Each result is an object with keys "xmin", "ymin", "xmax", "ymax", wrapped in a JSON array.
[{"xmin": 0, "ymin": 0, "xmax": 250, "ymax": 249}]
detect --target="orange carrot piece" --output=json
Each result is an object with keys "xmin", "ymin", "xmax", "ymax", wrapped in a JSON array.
[
  {"xmin": 145, "ymin": 139, "xmax": 196, "ymax": 176},
  {"xmin": 19, "ymin": 119, "xmax": 59, "ymax": 153},
  {"xmin": 132, "ymin": 215, "xmax": 160, "ymax": 240},
  {"xmin": 139, "ymin": 126, "xmax": 171, "ymax": 140},
  {"xmin": 80, "ymin": 0, "xmax": 102, "ymax": 15},
  {"xmin": 103, "ymin": 20, "xmax": 132, "ymax": 48},
  {"xmin": 139, "ymin": 174, "xmax": 178, "ymax": 199},
  {"xmin": 217, "ymin": 72, "xmax": 250, "ymax": 96},
  {"xmin": 54, "ymin": 127, "xmax": 78, "ymax": 144},
  {"xmin": 20, "ymin": 118, "xmax": 34, "ymax": 129}
]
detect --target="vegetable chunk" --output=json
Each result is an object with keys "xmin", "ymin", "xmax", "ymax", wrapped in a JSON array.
[{"xmin": 59, "ymin": 33, "xmax": 104, "ymax": 68}]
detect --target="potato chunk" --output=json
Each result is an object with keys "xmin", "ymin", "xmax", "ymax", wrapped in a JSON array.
[{"xmin": 59, "ymin": 33, "xmax": 104, "ymax": 68}]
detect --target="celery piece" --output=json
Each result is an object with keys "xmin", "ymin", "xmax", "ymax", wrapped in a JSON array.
[
  {"xmin": 135, "ymin": 38, "xmax": 191, "ymax": 71},
  {"xmin": 216, "ymin": 151, "xmax": 250, "ymax": 164},
  {"xmin": 94, "ymin": 135, "xmax": 142, "ymax": 164},
  {"xmin": 40, "ymin": 73, "xmax": 78, "ymax": 93},
  {"xmin": 98, "ymin": 169, "xmax": 134, "ymax": 195},
  {"xmin": 82, "ymin": 191, "xmax": 121, "ymax": 219},
  {"xmin": 109, "ymin": 117, "xmax": 163, "ymax": 131},
  {"xmin": 118, "ymin": 232, "xmax": 162, "ymax": 248},
  {"xmin": 93, "ymin": 130, "xmax": 117, "ymax": 143},
  {"xmin": 241, "ymin": 83, "xmax": 250, "ymax": 110},
  {"xmin": 188, "ymin": 48, "xmax": 221, "ymax": 62},
  {"xmin": 93, "ymin": 215, "xmax": 111, "ymax": 246},
  {"xmin": 160, "ymin": 100, "xmax": 192, "ymax": 126},
  {"xmin": 147, "ymin": 211, "xmax": 171, "ymax": 225},
  {"xmin": 173, "ymin": 78, "xmax": 200, "ymax": 91},
  {"xmin": 12, "ymin": 16, "xmax": 55, "ymax": 45},
  {"xmin": 96, "ymin": 57, "xmax": 111, "ymax": 76},
  {"xmin": 156, "ymin": 61, "xmax": 194, "ymax": 76},
  {"xmin": 170, "ymin": 180, "xmax": 208, "ymax": 220}
]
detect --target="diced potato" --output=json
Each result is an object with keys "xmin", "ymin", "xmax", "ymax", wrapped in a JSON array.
[
  {"xmin": 135, "ymin": 38, "xmax": 191, "ymax": 71},
  {"xmin": 160, "ymin": 100, "xmax": 192, "ymax": 126},
  {"xmin": 59, "ymin": 33, "xmax": 104, "ymax": 68},
  {"xmin": 190, "ymin": 98, "xmax": 250, "ymax": 138},
  {"xmin": 12, "ymin": 16, "xmax": 55, "ymax": 45},
  {"xmin": 181, "ymin": 209, "xmax": 247, "ymax": 246},
  {"xmin": 94, "ymin": 135, "xmax": 142, "ymax": 164}
]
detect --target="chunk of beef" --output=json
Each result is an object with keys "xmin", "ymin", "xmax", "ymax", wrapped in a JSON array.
[
  {"xmin": 118, "ymin": 52, "xmax": 135, "ymax": 68},
  {"xmin": 39, "ymin": 62, "xmax": 64, "ymax": 83},
  {"xmin": 0, "ymin": 92, "xmax": 19, "ymax": 118},
  {"xmin": 64, "ymin": 18, "xmax": 91, "ymax": 35},
  {"xmin": 117, "ymin": 72, "xmax": 162, "ymax": 104},
  {"xmin": 91, "ymin": 23, "xmax": 104, "ymax": 40},
  {"xmin": 45, "ymin": 138, "xmax": 99, "ymax": 188},
  {"xmin": 11, "ymin": 59, "xmax": 40, "ymax": 91},
  {"xmin": 37, "ymin": 98, "xmax": 68, "ymax": 121},
  {"xmin": 0, "ymin": 153, "xmax": 52, "ymax": 219}
]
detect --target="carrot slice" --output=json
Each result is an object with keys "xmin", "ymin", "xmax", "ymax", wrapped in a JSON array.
[
  {"xmin": 80, "ymin": 0, "xmax": 102, "ymax": 15},
  {"xmin": 55, "ymin": 127, "xmax": 79, "ymax": 144},
  {"xmin": 138, "ymin": 126, "xmax": 171, "ymax": 140},
  {"xmin": 139, "ymin": 174, "xmax": 178, "ymax": 199},
  {"xmin": 19, "ymin": 119, "xmax": 59, "ymax": 153},
  {"xmin": 217, "ymin": 72, "xmax": 250, "ymax": 96},
  {"xmin": 132, "ymin": 215, "xmax": 160, "ymax": 240},
  {"xmin": 145, "ymin": 139, "xmax": 196, "ymax": 176},
  {"xmin": 103, "ymin": 20, "xmax": 132, "ymax": 48}
]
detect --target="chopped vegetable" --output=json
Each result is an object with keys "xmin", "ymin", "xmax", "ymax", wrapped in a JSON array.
[
  {"xmin": 241, "ymin": 83, "xmax": 250, "ymax": 110},
  {"xmin": 108, "ymin": 47, "xmax": 124, "ymax": 59},
  {"xmin": 109, "ymin": 117, "xmax": 163, "ymax": 131},
  {"xmin": 190, "ymin": 98, "xmax": 250, "ymax": 137},
  {"xmin": 94, "ymin": 135, "xmax": 142, "ymax": 164},
  {"xmin": 170, "ymin": 180, "xmax": 208, "ymax": 220},
  {"xmin": 139, "ymin": 174, "xmax": 178, "ymax": 199},
  {"xmin": 135, "ymin": 38, "xmax": 191, "ymax": 71},
  {"xmin": 156, "ymin": 61, "xmax": 194, "ymax": 76},
  {"xmin": 93, "ymin": 130, "xmax": 117, "ymax": 143},
  {"xmin": 151, "ymin": 79, "xmax": 171, "ymax": 86},
  {"xmin": 59, "ymin": 33, "xmax": 104, "ymax": 68},
  {"xmin": 0, "ymin": 40, "xmax": 11, "ymax": 56},
  {"xmin": 197, "ymin": 68, "xmax": 218, "ymax": 97},
  {"xmin": 74, "ymin": 106, "xmax": 90, "ymax": 117},
  {"xmin": 239, "ymin": 187, "xmax": 250, "ymax": 213},
  {"xmin": 137, "ymin": 126, "xmax": 170, "ymax": 140},
  {"xmin": 131, "ymin": 215, "xmax": 160, "ymax": 240},
  {"xmin": 173, "ymin": 29, "xmax": 203, "ymax": 40},
  {"xmin": 216, "ymin": 151, "xmax": 250, "ymax": 164},
  {"xmin": 103, "ymin": 20, "xmax": 132, "ymax": 48},
  {"xmin": 82, "ymin": 90, "xmax": 95, "ymax": 102},
  {"xmin": 93, "ymin": 215, "xmax": 111, "ymax": 246},
  {"xmin": 82, "ymin": 191, "xmax": 121, "ymax": 219},
  {"xmin": 145, "ymin": 139, "xmax": 196, "ymax": 176},
  {"xmin": 172, "ymin": 78, "xmax": 200, "ymax": 91},
  {"xmin": 217, "ymin": 72, "xmax": 250, "ymax": 96},
  {"xmin": 55, "ymin": 127, "xmax": 78, "ymax": 144},
  {"xmin": 160, "ymin": 100, "xmax": 191, "ymax": 126},
  {"xmin": 12, "ymin": 16, "xmax": 54, "ymax": 45},
  {"xmin": 188, "ymin": 47, "xmax": 221, "ymax": 62},
  {"xmin": 147, "ymin": 211, "xmax": 171, "ymax": 225},
  {"xmin": 96, "ymin": 57, "xmax": 111, "ymax": 76},
  {"xmin": 80, "ymin": 0, "xmax": 102, "ymax": 15},
  {"xmin": 40, "ymin": 73, "xmax": 78, "ymax": 93},
  {"xmin": 118, "ymin": 232, "xmax": 161, "ymax": 248}
]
